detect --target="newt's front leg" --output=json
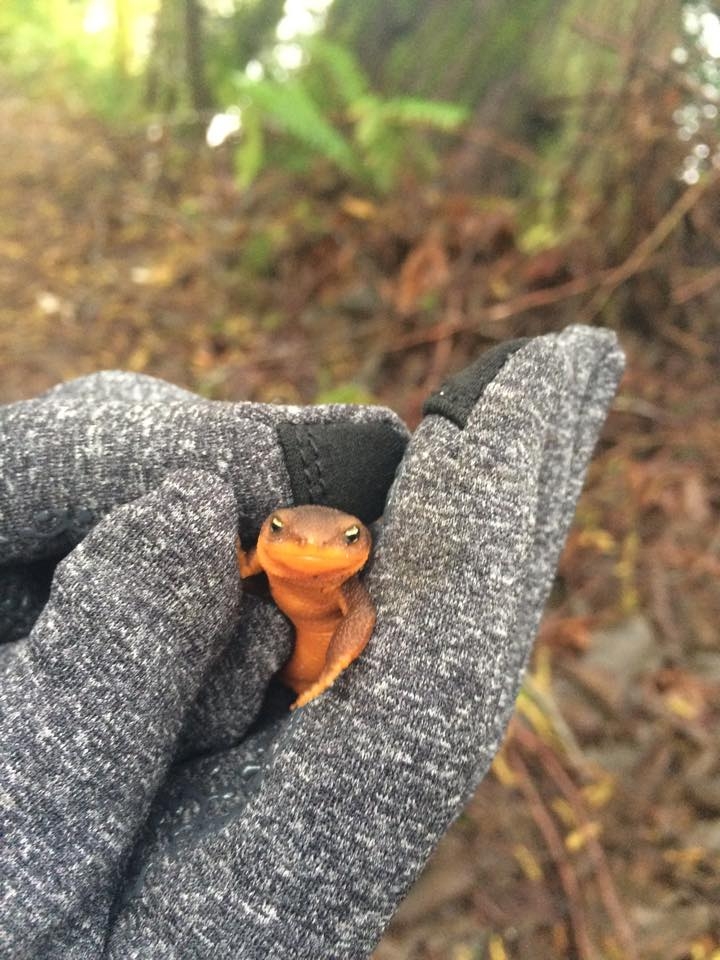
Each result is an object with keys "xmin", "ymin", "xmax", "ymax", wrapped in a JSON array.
[
  {"xmin": 236, "ymin": 537, "xmax": 262, "ymax": 579},
  {"xmin": 292, "ymin": 577, "xmax": 376, "ymax": 709}
]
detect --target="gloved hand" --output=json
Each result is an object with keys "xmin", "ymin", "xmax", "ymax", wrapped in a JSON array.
[{"xmin": 0, "ymin": 325, "xmax": 623, "ymax": 959}]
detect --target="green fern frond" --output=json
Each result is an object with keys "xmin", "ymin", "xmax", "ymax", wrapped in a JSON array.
[
  {"xmin": 234, "ymin": 105, "xmax": 264, "ymax": 188},
  {"xmin": 379, "ymin": 97, "xmax": 469, "ymax": 130},
  {"xmin": 306, "ymin": 37, "xmax": 370, "ymax": 105},
  {"xmin": 236, "ymin": 75, "xmax": 357, "ymax": 173}
]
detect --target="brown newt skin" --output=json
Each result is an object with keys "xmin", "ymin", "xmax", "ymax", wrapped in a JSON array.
[{"xmin": 236, "ymin": 505, "xmax": 376, "ymax": 709}]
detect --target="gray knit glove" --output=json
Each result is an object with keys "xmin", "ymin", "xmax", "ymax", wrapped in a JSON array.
[{"xmin": 0, "ymin": 325, "xmax": 623, "ymax": 959}]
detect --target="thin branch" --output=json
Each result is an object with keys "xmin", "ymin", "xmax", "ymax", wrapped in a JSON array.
[
  {"xmin": 463, "ymin": 127, "xmax": 549, "ymax": 173},
  {"xmin": 385, "ymin": 269, "xmax": 618, "ymax": 353},
  {"xmin": 516, "ymin": 725, "xmax": 638, "ymax": 960},
  {"xmin": 510, "ymin": 749, "xmax": 597, "ymax": 960},
  {"xmin": 672, "ymin": 264, "xmax": 720, "ymax": 305},
  {"xmin": 403, "ymin": 290, "xmax": 464, "ymax": 425},
  {"xmin": 483, "ymin": 270, "xmax": 613, "ymax": 323},
  {"xmin": 388, "ymin": 179, "xmax": 714, "ymax": 350},
  {"xmin": 658, "ymin": 322, "xmax": 714, "ymax": 360},
  {"xmin": 572, "ymin": 17, "xmax": 709, "ymax": 100},
  {"xmin": 580, "ymin": 170, "xmax": 720, "ymax": 322}
]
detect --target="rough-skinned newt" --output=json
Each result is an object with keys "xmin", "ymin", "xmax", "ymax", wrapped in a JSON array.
[{"xmin": 236, "ymin": 505, "xmax": 376, "ymax": 708}]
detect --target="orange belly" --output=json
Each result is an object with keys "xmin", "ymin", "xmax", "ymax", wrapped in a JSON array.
[
  {"xmin": 280, "ymin": 623, "xmax": 340, "ymax": 693},
  {"xmin": 269, "ymin": 577, "xmax": 344, "ymax": 694}
]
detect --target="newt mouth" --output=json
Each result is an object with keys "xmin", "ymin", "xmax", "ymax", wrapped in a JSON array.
[{"xmin": 260, "ymin": 543, "xmax": 365, "ymax": 578}]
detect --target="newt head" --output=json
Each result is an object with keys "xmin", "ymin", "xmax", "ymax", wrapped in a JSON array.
[{"xmin": 255, "ymin": 505, "xmax": 371, "ymax": 582}]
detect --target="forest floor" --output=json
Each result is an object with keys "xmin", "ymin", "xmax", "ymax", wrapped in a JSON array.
[{"xmin": 2, "ymin": 93, "xmax": 720, "ymax": 959}]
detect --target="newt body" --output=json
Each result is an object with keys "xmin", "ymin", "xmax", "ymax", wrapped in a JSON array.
[{"xmin": 236, "ymin": 505, "xmax": 376, "ymax": 708}]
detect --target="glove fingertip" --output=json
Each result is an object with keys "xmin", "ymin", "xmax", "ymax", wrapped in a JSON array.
[
  {"xmin": 422, "ymin": 337, "xmax": 530, "ymax": 429},
  {"xmin": 277, "ymin": 418, "xmax": 408, "ymax": 525}
]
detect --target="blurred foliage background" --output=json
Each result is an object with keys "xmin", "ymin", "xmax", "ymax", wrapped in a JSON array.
[{"xmin": 1, "ymin": 1, "xmax": 720, "ymax": 958}]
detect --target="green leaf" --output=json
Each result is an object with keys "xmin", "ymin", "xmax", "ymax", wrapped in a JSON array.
[
  {"xmin": 307, "ymin": 37, "xmax": 369, "ymax": 105},
  {"xmin": 234, "ymin": 106, "xmax": 265, "ymax": 188},
  {"xmin": 351, "ymin": 95, "xmax": 383, "ymax": 147},
  {"xmin": 379, "ymin": 97, "xmax": 469, "ymax": 130},
  {"xmin": 314, "ymin": 383, "xmax": 377, "ymax": 405},
  {"xmin": 236, "ymin": 75, "xmax": 358, "ymax": 173}
]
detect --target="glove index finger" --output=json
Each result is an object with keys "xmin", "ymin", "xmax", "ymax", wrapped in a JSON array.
[
  {"xmin": 422, "ymin": 337, "xmax": 530, "ymax": 428},
  {"xmin": 0, "ymin": 383, "xmax": 409, "ymax": 565}
]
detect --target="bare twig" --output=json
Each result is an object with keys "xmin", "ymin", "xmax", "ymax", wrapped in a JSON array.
[
  {"xmin": 648, "ymin": 557, "xmax": 684, "ymax": 653},
  {"xmin": 387, "ymin": 175, "xmax": 718, "ymax": 354},
  {"xmin": 387, "ymin": 186, "xmax": 715, "ymax": 352},
  {"xmin": 583, "ymin": 170, "xmax": 720, "ymax": 323},
  {"xmin": 463, "ymin": 127, "xmax": 549, "ymax": 173},
  {"xmin": 572, "ymin": 17, "xmax": 709, "ymax": 100},
  {"xmin": 612, "ymin": 394, "xmax": 672, "ymax": 423},
  {"xmin": 483, "ymin": 270, "xmax": 613, "ymax": 324},
  {"xmin": 385, "ymin": 317, "xmax": 465, "ymax": 353},
  {"xmin": 403, "ymin": 290, "xmax": 464, "ymax": 424},
  {"xmin": 510, "ymin": 749, "xmax": 597, "ymax": 960},
  {"xmin": 672, "ymin": 264, "xmax": 720, "ymax": 305},
  {"xmin": 385, "ymin": 269, "xmax": 620, "ymax": 353},
  {"xmin": 580, "ymin": 170, "xmax": 720, "ymax": 323},
  {"xmin": 520, "ymin": 674, "xmax": 589, "ymax": 771},
  {"xmin": 657, "ymin": 322, "xmax": 715, "ymax": 360},
  {"xmin": 516, "ymin": 725, "xmax": 639, "ymax": 960}
]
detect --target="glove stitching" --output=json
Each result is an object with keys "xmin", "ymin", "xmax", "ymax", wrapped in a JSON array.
[
  {"xmin": 305, "ymin": 427, "xmax": 327, "ymax": 502},
  {"xmin": 296, "ymin": 426, "xmax": 322, "ymax": 504},
  {"xmin": 296, "ymin": 426, "xmax": 315, "ymax": 503}
]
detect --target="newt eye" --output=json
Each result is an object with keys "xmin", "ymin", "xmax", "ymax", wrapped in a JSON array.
[
  {"xmin": 344, "ymin": 525, "xmax": 360, "ymax": 544},
  {"xmin": 270, "ymin": 516, "xmax": 284, "ymax": 532}
]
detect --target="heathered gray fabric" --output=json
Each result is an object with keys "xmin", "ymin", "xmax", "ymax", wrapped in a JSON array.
[
  {"xmin": 498, "ymin": 325, "xmax": 624, "ymax": 711},
  {"xmin": 39, "ymin": 371, "xmax": 200, "ymax": 404},
  {"xmin": 0, "ymin": 375, "xmax": 406, "ymax": 565},
  {"xmin": 1, "ymin": 472, "xmax": 245, "ymax": 957},
  {"xmin": 0, "ymin": 376, "xmax": 408, "ymax": 957},
  {"xmin": 0, "ymin": 326, "xmax": 623, "ymax": 959}
]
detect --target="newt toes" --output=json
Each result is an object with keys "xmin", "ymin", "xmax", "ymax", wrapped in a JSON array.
[{"xmin": 236, "ymin": 505, "xmax": 376, "ymax": 708}]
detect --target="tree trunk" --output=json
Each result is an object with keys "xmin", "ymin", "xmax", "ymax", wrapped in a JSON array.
[
  {"xmin": 146, "ymin": 0, "xmax": 212, "ymax": 113},
  {"xmin": 184, "ymin": 0, "xmax": 213, "ymax": 111},
  {"xmin": 325, "ymin": 0, "xmax": 564, "ymax": 106}
]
